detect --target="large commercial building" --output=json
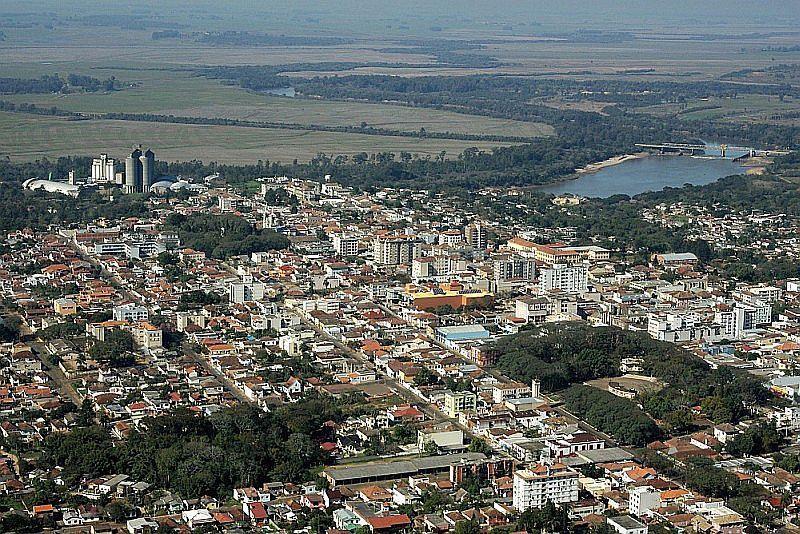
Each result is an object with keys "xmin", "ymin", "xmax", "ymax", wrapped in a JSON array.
[
  {"xmin": 405, "ymin": 282, "xmax": 493, "ymax": 311},
  {"xmin": 124, "ymin": 146, "xmax": 156, "ymax": 194},
  {"xmin": 512, "ymin": 463, "xmax": 579, "ymax": 512}
]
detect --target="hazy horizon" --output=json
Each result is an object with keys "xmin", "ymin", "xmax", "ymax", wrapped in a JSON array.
[{"xmin": 3, "ymin": 0, "xmax": 799, "ymax": 36}]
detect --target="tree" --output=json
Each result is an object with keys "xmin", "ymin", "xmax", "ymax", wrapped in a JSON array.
[
  {"xmin": 76, "ymin": 398, "xmax": 95, "ymax": 427},
  {"xmin": 0, "ymin": 316, "xmax": 21, "ymax": 342},
  {"xmin": 88, "ymin": 329, "xmax": 136, "ymax": 367},
  {"xmin": 726, "ymin": 423, "xmax": 783, "ymax": 457},
  {"xmin": 156, "ymin": 251, "xmax": 179, "ymax": 267},
  {"xmin": 468, "ymin": 438, "xmax": 492, "ymax": 455},
  {"xmin": 454, "ymin": 519, "xmax": 481, "ymax": 534},
  {"xmin": 516, "ymin": 501, "xmax": 569, "ymax": 533},
  {"xmin": 105, "ymin": 500, "xmax": 132, "ymax": 522}
]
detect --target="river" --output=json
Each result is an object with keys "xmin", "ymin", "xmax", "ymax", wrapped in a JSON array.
[{"xmin": 539, "ymin": 155, "xmax": 745, "ymax": 198}]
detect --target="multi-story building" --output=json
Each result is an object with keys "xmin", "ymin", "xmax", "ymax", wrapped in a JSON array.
[
  {"xmin": 438, "ymin": 230, "xmax": 463, "ymax": 247},
  {"xmin": 113, "ymin": 304, "xmax": 149, "ymax": 323},
  {"xmin": 411, "ymin": 255, "xmax": 465, "ymax": 280},
  {"xmin": 647, "ymin": 312, "xmax": 724, "ymax": 343},
  {"xmin": 444, "ymin": 391, "xmax": 477, "ymax": 418},
  {"xmin": 92, "ymin": 240, "xmax": 167, "ymax": 260},
  {"xmin": 465, "ymin": 223, "xmax": 488, "ymax": 250},
  {"xmin": 493, "ymin": 254, "xmax": 536, "ymax": 284},
  {"xmin": 628, "ymin": 486, "xmax": 661, "ymax": 517},
  {"xmin": 515, "ymin": 297, "xmax": 550, "ymax": 324},
  {"xmin": 715, "ymin": 301, "xmax": 772, "ymax": 340},
  {"xmin": 229, "ymin": 275, "xmax": 266, "ymax": 304},
  {"xmin": 372, "ymin": 235, "xmax": 421, "ymax": 266},
  {"xmin": 770, "ymin": 406, "xmax": 800, "ymax": 432},
  {"xmin": 54, "ymin": 298, "xmax": 78, "ymax": 316},
  {"xmin": 131, "ymin": 322, "xmax": 163, "ymax": 350},
  {"xmin": 539, "ymin": 263, "xmax": 588, "ymax": 293},
  {"xmin": 332, "ymin": 234, "xmax": 360, "ymax": 257},
  {"xmin": 512, "ymin": 463, "xmax": 579, "ymax": 511}
]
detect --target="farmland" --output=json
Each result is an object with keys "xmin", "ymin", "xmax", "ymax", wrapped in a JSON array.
[{"xmin": 0, "ymin": 111, "xmax": 510, "ymax": 164}]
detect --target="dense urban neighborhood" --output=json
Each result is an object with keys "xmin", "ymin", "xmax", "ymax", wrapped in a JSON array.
[
  {"xmin": 4, "ymin": 1, "xmax": 800, "ymax": 533},
  {"xmin": 2, "ymin": 158, "xmax": 800, "ymax": 533}
]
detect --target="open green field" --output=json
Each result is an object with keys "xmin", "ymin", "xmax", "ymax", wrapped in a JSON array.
[
  {"xmin": 0, "ymin": 69, "xmax": 553, "ymax": 138},
  {"xmin": 0, "ymin": 112, "xmax": 512, "ymax": 164},
  {"xmin": 638, "ymin": 94, "xmax": 800, "ymax": 124}
]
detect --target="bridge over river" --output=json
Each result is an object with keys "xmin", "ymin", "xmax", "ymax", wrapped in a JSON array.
[{"xmin": 636, "ymin": 143, "xmax": 789, "ymax": 160}]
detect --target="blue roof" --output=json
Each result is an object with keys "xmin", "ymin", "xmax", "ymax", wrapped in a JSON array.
[{"xmin": 436, "ymin": 325, "xmax": 490, "ymax": 341}]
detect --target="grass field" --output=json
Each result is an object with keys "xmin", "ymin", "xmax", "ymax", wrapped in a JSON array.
[
  {"xmin": 638, "ymin": 94, "xmax": 800, "ymax": 124},
  {"xmin": 0, "ymin": 70, "xmax": 553, "ymax": 138},
  {"xmin": 0, "ymin": 112, "xmax": 512, "ymax": 164}
]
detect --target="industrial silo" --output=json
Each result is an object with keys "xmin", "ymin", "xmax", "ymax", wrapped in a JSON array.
[
  {"xmin": 125, "ymin": 147, "xmax": 143, "ymax": 193},
  {"xmin": 140, "ymin": 148, "xmax": 155, "ymax": 192}
]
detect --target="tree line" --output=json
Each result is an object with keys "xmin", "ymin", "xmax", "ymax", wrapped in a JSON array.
[{"xmin": 42, "ymin": 396, "xmax": 342, "ymax": 498}]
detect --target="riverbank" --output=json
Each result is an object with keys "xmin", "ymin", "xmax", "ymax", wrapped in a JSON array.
[{"xmin": 576, "ymin": 152, "xmax": 648, "ymax": 174}]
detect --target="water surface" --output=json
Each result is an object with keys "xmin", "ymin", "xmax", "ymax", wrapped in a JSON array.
[{"xmin": 540, "ymin": 156, "xmax": 744, "ymax": 198}]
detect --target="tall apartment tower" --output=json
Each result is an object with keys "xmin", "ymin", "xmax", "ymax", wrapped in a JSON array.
[
  {"xmin": 465, "ymin": 223, "xmax": 488, "ymax": 250},
  {"xmin": 91, "ymin": 153, "xmax": 117, "ymax": 183},
  {"xmin": 372, "ymin": 235, "xmax": 421, "ymax": 266}
]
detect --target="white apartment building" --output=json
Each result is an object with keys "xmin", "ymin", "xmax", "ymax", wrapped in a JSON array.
[
  {"xmin": 647, "ymin": 312, "xmax": 724, "ymax": 343},
  {"xmin": 438, "ymin": 230, "xmax": 463, "ymax": 246},
  {"xmin": 372, "ymin": 235, "xmax": 421, "ymax": 266},
  {"xmin": 113, "ymin": 304, "xmax": 149, "ymax": 323},
  {"xmin": 512, "ymin": 463, "xmax": 579, "ymax": 512},
  {"xmin": 771, "ymin": 406, "xmax": 800, "ymax": 432},
  {"xmin": 229, "ymin": 275, "xmax": 265, "ymax": 304},
  {"xmin": 332, "ymin": 234, "xmax": 360, "ymax": 257},
  {"xmin": 715, "ymin": 301, "xmax": 772, "ymax": 340},
  {"xmin": 629, "ymin": 486, "xmax": 661, "ymax": 517},
  {"xmin": 539, "ymin": 263, "xmax": 588, "ymax": 293}
]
